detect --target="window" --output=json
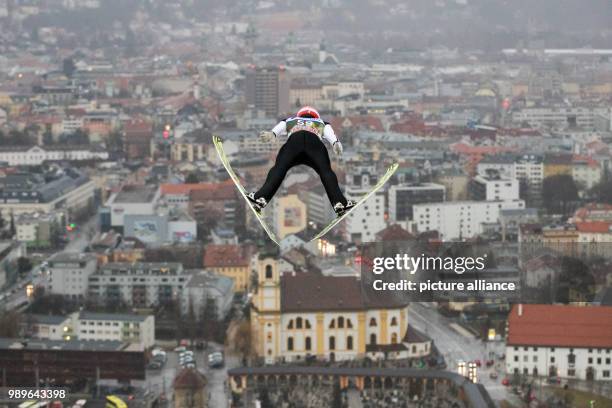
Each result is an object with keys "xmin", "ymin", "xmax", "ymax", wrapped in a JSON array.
[
  {"xmin": 305, "ymin": 337, "xmax": 312, "ymax": 351},
  {"xmin": 369, "ymin": 333, "xmax": 377, "ymax": 345},
  {"xmin": 346, "ymin": 319, "xmax": 353, "ymax": 329},
  {"xmin": 514, "ymin": 356, "xmax": 519, "ymax": 362},
  {"xmin": 287, "ymin": 320, "xmax": 293, "ymax": 329},
  {"xmin": 337, "ymin": 317, "xmax": 344, "ymax": 328},
  {"xmin": 265, "ymin": 265, "xmax": 273, "ymax": 279},
  {"xmin": 329, "ymin": 336, "xmax": 336, "ymax": 350},
  {"xmin": 391, "ymin": 333, "xmax": 398, "ymax": 344},
  {"xmin": 533, "ymin": 356, "xmax": 538, "ymax": 362},
  {"xmin": 523, "ymin": 355, "xmax": 528, "ymax": 362},
  {"xmin": 287, "ymin": 337, "xmax": 294, "ymax": 351},
  {"xmin": 567, "ymin": 369, "xmax": 575, "ymax": 377},
  {"xmin": 347, "ymin": 336, "xmax": 353, "ymax": 350},
  {"xmin": 588, "ymin": 357, "xmax": 593, "ymax": 364},
  {"xmin": 305, "ymin": 320, "xmax": 311, "ymax": 329},
  {"xmin": 329, "ymin": 320, "xmax": 335, "ymax": 329},
  {"xmin": 603, "ymin": 370, "xmax": 610, "ymax": 378},
  {"xmin": 296, "ymin": 317, "xmax": 302, "ymax": 329},
  {"xmin": 369, "ymin": 318, "xmax": 377, "ymax": 327},
  {"xmin": 551, "ymin": 357, "xmax": 555, "ymax": 363},
  {"xmin": 390, "ymin": 317, "xmax": 398, "ymax": 326}
]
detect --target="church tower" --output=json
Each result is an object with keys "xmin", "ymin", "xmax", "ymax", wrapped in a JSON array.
[{"xmin": 251, "ymin": 255, "xmax": 281, "ymax": 364}]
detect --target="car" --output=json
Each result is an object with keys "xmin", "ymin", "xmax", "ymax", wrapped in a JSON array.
[
  {"xmin": 174, "ymin": 346, "xmax": 187, "ymax": 352},
  {"xmin": 489, "ymin": 372, "xmax": 498, "ymax": 379},
  {"xmin": 207, "ymin": 351, "xmax": 224, "ymax": 368},
  {"xmin": 501, "ymin": 378, "xmax": 510, "ymax": 386},
  {"xmin": 147, "ymin": 361, "xmax": 162, "ymax": 370},
  {"xmin": 474, "ymin": 359, "xmax": 482, "ymax": 367}
]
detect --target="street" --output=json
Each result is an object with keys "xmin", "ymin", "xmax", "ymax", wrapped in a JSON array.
[
  {"xmin": 0, "ymin": 214, "xmax": 98, "ymax": 311},
  {"xmin": 409, "ymin": 302, "xmax": 516, "ymax": 404}
]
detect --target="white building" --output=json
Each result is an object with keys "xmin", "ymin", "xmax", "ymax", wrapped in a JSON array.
[
  {"xmin": 106, "ymin": 185, "xmax": 160, "ymax": 229},
  {"xmin": 343, "ymin": 166, "xmax": 387, "ymax": 243},
  {"xmin": 0, "ymin": 171, "xmax": 96, "ymax": 222},
  {"xmin": 506, "ymin": 304, "xmax": 612, "ymax": 381},
  {"xmin": 75, "ymin": 311, "xmax": 155, "ymax": 348},
  {"xmin": 512, "ymin": 106, "xmax": 609, "ymax": 129},
  {"xmin": 0, "ymin": 145, "xmax": 109, "ymax": 166},
  {"xmin": 88, "ymin": 262, "xmax": 188, "ymax": 308},
  {"xmin": 27, "ymin": 311, "xmax": 155, "ymax": 348},
  {"xmin": 413, "ymin": 200, "xmax": 525, "ymax": 240},
  {"xmin": 182, "ymin": 271, "xmax": 235, "ymax": 320},
  {"xmin": 46, "ymin": 252, "xmax": 98, "ymax": 299},
  {"xmin": 470, "ymin": 175, "xmax": 520, "ymax": 201}
]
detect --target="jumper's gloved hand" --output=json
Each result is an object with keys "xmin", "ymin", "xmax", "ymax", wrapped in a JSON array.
[
  {"xmin": 259, "ymin": 131, "xmax": 275, "ymax": 143},
  {"xmin": 333, "ymin": 141, "xmax": 343, "ymax": 156}
]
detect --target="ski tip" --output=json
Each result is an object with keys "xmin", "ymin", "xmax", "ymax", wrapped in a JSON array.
[{"xmin": 212, "ymin": 135, "xmax": 223, "ymax": 144}]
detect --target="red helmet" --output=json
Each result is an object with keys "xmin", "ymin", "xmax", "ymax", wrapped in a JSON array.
[{"xmin": 296, "ymin": 106, "xmax": 320, "ymax": 119}]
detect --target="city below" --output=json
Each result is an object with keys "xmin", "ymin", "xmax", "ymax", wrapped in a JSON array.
[{"xmin": 0, "ymin": 1, "xmax": 611, "ymax": 408}]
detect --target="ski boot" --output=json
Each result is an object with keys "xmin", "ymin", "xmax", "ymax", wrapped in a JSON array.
[
  {"xmin": 333, "ymin": 200, "xmax": 356, "ymax": 217},
  {"xmin": 247, "ymin": 192, "xmax": 267, "ymax": 213}
]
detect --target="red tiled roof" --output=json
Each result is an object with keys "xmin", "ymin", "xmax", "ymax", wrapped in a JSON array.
[
  {"xmin": 575, "ymin": 221, "xmax": 612, "ymax": 234},
  {"xmin": 173, "ymin": 368, "xmax": 206, "ymax": 389},
  {"xmin": 507, "ymin": 304, "xmax": 612, "ymax": 348},
  {"xmin": 189, "ymin": 181, "xmax": 236, "ymax": 201},
  {"xmin": 573, "ymin": 203, "xmax": 612, "ymax": 222},
  {"xmin": 203, "ymin": 244, "xmax": 251, "ymax": 267}
]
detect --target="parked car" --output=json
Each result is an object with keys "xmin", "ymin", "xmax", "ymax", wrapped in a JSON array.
[
  {"xmin": 174, "ymin": 346, "xmax": 187, "ymax": 352},
  {"xmin": 489, "ymin": 372, "xmax": 498, "ymax": 379},
  {"xmin": 501, "ymin": 378, "xmax": 510, "ymax": 386},
  {"xmin": 208, "ymin": 352, "xmax": 224, "ymax": 368},
  {"xmin": 147, "ymin": 361, "xmax": 162, "ymax": 370}
]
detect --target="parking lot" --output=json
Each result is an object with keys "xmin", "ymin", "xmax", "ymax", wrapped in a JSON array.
[{"xmin": 144, "ymin": 342, "xmax": 238, "ymax": 407}]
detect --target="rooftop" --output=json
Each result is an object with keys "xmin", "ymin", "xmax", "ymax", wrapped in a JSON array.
[
  {"xmin": 113, "ymin": 185, "xmax": 158, "ymax": 204},
  {"xmin": 204, "ymin": 244, "xmax": 252, "ymax": 268},
  {"xmin": 507, "ymin": 304, "xmax": 612, "ymax": 348},
  {"xmin": 280, "ymin": 271, "xmax": 408, "ymax": 313},
  {"xmin": 78, "ymin": 311, "xmax": 149, "ymax": 322},
  {"xmin": 0, "ymin": 338, "xmax": 139, "ymax": 352}
]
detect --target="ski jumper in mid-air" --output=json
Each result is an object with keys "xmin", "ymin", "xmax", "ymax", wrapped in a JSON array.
[{"xmin": 247, "ymin": 106, "xmax": 356, "ymax": 217}]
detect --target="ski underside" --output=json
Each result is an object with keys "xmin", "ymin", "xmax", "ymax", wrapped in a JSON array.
[{"xmin": 309, "ymin": 162, "xmax": 399, "ymax": 242}]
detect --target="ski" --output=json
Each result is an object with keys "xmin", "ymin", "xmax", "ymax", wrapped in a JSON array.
[
  {"xmin": 309, "ymin": 162, "xmax": 399, "ymax": 242},
  {"xmin": 212, "ymin": 135, "xmax": 280, "ymax": 246}
]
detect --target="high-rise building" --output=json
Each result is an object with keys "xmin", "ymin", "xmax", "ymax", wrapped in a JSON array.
[
  {"xmin": 388, "ymin": 183, "xmax": 445, "ymax": 222},
  {"xmin": 245, "ymin": 66, "xmax": 290, "ymax": 118}
]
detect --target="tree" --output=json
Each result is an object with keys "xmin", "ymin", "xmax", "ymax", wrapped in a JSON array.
[
  {"xmin": 107, "ymin": 130, "xmax": 123, "ymax": 152},
  {"xmin": 231, "ymin": 320, "xmax": 253, "ymax": 361},
  {"xmin": 590, "ymin": 179, "xmax": 612, "ymax": 204},
  {"xmin": 542, "ymin": 174, "xmax": 579, "ymax": 215},
  {"xmin": 17, "ymin": 257, "xmax": 33, "ymax": 275},
  {"xmin": 9, "ymin": 213, "xmax": 15, "ymax": 237},
  {"xmin": 0, "ymin": 310, "xmax": 21, "ymax": 337},
  {"xmin": 42, "ymin": 130, "xmax": 54, "ymax": 145},
  {"xmin": 62, "ymin": 58, "xmax": 76, "ymax": 78},
  {"xmin": 185, "ymin": 173, "xmax": 200, "ymax": 183}
]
